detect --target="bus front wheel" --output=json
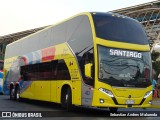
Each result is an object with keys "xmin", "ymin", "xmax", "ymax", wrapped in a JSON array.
[{"xmin": 61, "ymin": 87, "xmax": 72, "ymax": 111}]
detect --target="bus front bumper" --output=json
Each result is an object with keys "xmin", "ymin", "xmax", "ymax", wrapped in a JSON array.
[
  {"xmin": 92, "ymin": 88, "xmax": 152, "ymax": 108},
  {"xmin": 93, "ymin": 99, "xmax": 152, "ymax": 108}
]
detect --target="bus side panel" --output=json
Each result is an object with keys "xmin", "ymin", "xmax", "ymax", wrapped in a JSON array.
[
  {"xmin": 72, "ymin": 80, "xmax": 82, "ymax": 105},
  {"xmin": 34, "ymin": 81, "xmax": 51, "ymax": 101},
  {"xmin": 50, "ymin": 81, "xmax": 57, "ymax": 102},
  {"xmin": 20, "ymin": 81, "xmax": 35, "ymax": 99},
  {"xmin": 55, "ymin": 58, "xmax": 82, "ymax": 105},
  {"xmin": 65, "ymin": 58, "xmax": 82, "ymax": 105}
]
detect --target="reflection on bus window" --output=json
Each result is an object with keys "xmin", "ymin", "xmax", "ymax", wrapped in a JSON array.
[
  {"xmin": 20, "ymin": 59, "xmax": 71, "ymax": 81},
  {"xmin": 80, "ymin": 48, "xmax": 94, "ymax": 86}
]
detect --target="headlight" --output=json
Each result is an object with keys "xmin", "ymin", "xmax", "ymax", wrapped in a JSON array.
[
  {"xmin": 99, "ymin": 88, "xmax": 114, "ymax": 97},
  {"xmin": 144, "ymin": 91, "xmax": 152, "ymax": 98}
]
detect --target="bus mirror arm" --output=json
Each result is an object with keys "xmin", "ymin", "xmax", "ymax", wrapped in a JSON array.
[{"xmin": 85, "ymin": 63, "xmax": 93, "ymax": 79}]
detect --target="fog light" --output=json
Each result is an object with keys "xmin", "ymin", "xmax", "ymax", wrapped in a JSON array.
[{"xmin": 100, "ymin": 99, "xmax": 104, "ymax": 103}]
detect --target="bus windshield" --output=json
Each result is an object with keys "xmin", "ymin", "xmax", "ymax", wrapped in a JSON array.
[
  {"xmin": 98, "ymin": 45, "xmax": 152, "ymax": 88},
  {"xmin": 92, "ymin": 12, "xmax": 148, "ymax": 45}
]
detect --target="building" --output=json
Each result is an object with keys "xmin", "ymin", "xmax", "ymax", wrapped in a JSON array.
[{"xmin": 112, "ymin": 0, "xmax": 160, "ymax": 51}]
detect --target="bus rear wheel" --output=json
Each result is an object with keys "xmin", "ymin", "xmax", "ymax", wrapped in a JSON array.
[
  {"xmin": 61, "ymin": 87, "xmax": 72, "ymax": 111},
  {"xmin": 9, "ymin": 86, "xmax": 14, "ymax": 100},
  {"xmin": 15, "ymin": 86, "xmax": 21, "ymax": 101}
]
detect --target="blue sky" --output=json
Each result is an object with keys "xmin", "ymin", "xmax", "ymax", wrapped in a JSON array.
[{"xmin": 0, "ymin": 0, "xmax": 155, "ymax": 36}]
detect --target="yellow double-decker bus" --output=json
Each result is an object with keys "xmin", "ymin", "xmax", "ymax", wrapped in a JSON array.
[{"xmin": 3, "ymin": 12, "xmax": 152, "ymax": 112}]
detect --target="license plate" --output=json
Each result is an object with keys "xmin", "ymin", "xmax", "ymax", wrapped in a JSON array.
[{"xmin": 126, "ymin": 100, "xmax": 134, "ymax": 104}]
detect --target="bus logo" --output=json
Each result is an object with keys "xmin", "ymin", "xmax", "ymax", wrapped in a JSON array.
[{"xmin": 2, "ymin": 112, "xmax": 11, "ymax": 117}]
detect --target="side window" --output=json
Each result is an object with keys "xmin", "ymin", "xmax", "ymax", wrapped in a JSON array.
[
  {"xmin": 38, "ymin": 62, "xmax": 52, "ymax": 80},
  {"xmin": 30, "ymin": 64, "xmax": 39, "ymax": 80},
  {"xmin": 67, "ymin": 15, "xmax": 93, "ymax": 55},
  {"xmin": 56, "ymin": 60, "xmax": 71, "ymax": 80},
  {"xmin": 52, "ymin": 60, "xmax": 58, "ymax": 79},
  {"xmin": 20, "ymin": 59, "xmax": 71, "ymax": 81},
  {"xmin": 20, "ymin": 66, "xmax": 27, "ymax": 81},
  {"xmin": 53, "ymin": 22, "xmax": 66, "ymax": 45},
  {"xmin": 80, "ymin": 48, "xmax": 94, "ymax": 86},
  {"xmin": 21, "ymin": 65, "xmax": 31, "ymax": 81},
  {"xmin": 21, "ymin": 62, "xmax": 52, "ymax": 81}
]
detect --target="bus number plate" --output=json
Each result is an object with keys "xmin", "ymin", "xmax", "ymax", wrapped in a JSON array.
[{"xmin": 126, "ymin": 100, "xmax": 134, "ymax": 104}]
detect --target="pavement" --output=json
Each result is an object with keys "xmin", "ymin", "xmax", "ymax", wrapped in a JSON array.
[{"xmin": 151, "ymin": 98, "xmax": 160, "ymax": 109}]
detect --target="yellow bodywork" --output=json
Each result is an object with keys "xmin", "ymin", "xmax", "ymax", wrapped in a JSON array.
[{"xmin": 92, "ymin": 81, "xmax": 152, "ymax": 108}]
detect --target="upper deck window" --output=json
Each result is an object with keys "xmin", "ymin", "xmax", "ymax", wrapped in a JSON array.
[{"xmin": 92, "ymin": 13, "xmax": 148, "ymax": 45}]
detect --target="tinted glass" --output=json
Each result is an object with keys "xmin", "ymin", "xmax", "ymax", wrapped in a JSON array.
[
  {"xmin": 53, "ymin": 22, "xmax": 66, "ymax": 45},
  {"xmin": 79, "ymin": 48, "xmax": 94, "ymax": 86},
  {"xmin": 56, "ymin": 60, "xmax": 71, "ymax": 80},
  {"xmin": 98, "ymin": 45, "xmax": 152, "ymax": 88},
  {"xmin": 92, "ymin": 13, "xmax": 149, "ymax": 45},
  {"xmin": 21, "ymin": 59, "xmax": 71, "ymax": 80},
  {"xmin": 67, "ymin": 15, "xmax": 93, "ymax": 55},
  {"xmin": 5, "ymin": 15, "xmax": 93, "ymax": 59}
]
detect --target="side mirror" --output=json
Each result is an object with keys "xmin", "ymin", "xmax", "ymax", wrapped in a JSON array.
[{"xmin": 85, "ymin": 63, "xmax": 93, "ymax": 78}]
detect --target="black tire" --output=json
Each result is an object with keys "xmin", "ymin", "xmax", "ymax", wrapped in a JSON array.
[
  {"xmin": 9, "ymin": 87, "xmax": 14, "ymax": 100},
  {"xmin": 109, "ymin": 107, "xmax": 118, "ymax": 113},
  {"xmin": 61, "ymin": 90, "xmax": 67, "ymax": 109},
  {"xmin": 61, "ymin": 87, "xmax": 72, "ymax": 111},
  {"xmin": 15, "ymin": 86, "xmax": 21, "ymax": 101}
]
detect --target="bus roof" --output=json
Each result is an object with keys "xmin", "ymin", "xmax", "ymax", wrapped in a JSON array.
[
  {"xmin": 7, "ymin": 12, "xmax": 132, "ymax": 47},
  {"xmin": 5, "ymin": 12, "xmax": 141, "ymax": 59},
  {"xmin": 7, "ymin": 12, "xmax": 92, "ymax": 47}
]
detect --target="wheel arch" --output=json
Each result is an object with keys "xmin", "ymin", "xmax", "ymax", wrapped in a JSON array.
[{"xmin": 61, "ymin": 84, "xmax": 72, "ymax": 103}]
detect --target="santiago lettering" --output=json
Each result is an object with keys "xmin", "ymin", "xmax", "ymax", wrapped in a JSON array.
[{"xmin": 110, "ymin": 49, "xmax": 142, "ymax": 58}]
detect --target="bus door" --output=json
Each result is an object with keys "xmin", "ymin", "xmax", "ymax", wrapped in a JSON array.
[{"xmin": 80, "ymin": 50, "xmax": 94, "ymax": 106}]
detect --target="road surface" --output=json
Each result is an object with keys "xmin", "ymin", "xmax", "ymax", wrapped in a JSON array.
[{"xmin": 0, "ymin": 95, "xmax": 159, "ymax": 120}]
